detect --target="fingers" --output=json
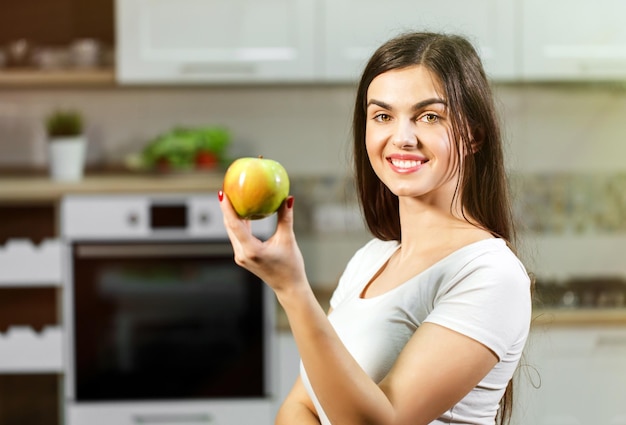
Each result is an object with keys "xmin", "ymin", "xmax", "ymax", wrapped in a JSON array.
[
  {"xmin": 218, "ymin": 190, "xmax": 253, "ymax": 244},
  {"xmin": 219, "ymin": 190, "xmax": 295, "ymax": 241},
  {"xmin": 218, "ymin": 191, "xmax": 297, "ymax": 271},
  {"xmin": 219, "ymin": 191, "xmax": 305, "ymax": 291}
]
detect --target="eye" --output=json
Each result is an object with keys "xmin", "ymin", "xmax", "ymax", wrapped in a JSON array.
[
  {"xmin": 373, "ymin": 113, "xmax": 392, "ymax": 122},
  {"xmin": 418, "ymin": 113, "xmax": 439, "ymax": 124}
]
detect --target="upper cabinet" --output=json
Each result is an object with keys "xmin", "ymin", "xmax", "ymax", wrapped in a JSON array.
[
  {"xmin": 115, "ymin": 0, "xmax": 318, "ymax": 84},
  {"xmin": 322, "ymin": 0, "xmax": 518, "ymax": 82},
  {"xmin": 9, "ymin": 0, "xmax": 625, "ymax": 85},
  {"xmin": 115, "ymin": 0, "xmax": 518, "ymax": 84},
  {"xmin": 521, "ymin": 0, "xmax": 626, "ymax": 81}
]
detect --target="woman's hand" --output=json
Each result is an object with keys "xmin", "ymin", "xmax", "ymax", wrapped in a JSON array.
[{"xmin": 218, "ymin": 190, "xmax": 308, "ymax": 296}]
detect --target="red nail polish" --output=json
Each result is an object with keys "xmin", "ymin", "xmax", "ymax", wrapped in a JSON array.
[
  {"xmin": 287, "ymin": 197, "xmax": 294, "ymax": 209},
  {"xmin": 218, "ymin": 190, "xmax": 224, "ymax": 202}
]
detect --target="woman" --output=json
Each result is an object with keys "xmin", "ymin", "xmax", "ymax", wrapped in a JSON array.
[{"xmin": 218, "ymin": 32, "xmax": 532, "ymax": 425}]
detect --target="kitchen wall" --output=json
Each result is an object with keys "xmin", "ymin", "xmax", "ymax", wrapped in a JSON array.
[
  {"xmin": 494, "ymin": 83, "xmax": 626, "ymax": 282},
  {"xmin": 2, "ymin": 81, "xmax": 626, "ymax": 285},
  {"xmin": 0, "ymin": 85, "xmax": 357, "ymax": 176},
  {"xmin": 3, "ymin": 82, "xmax": 626, "ymax": 172}
]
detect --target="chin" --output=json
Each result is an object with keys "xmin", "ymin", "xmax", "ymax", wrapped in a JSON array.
[{"xmin": 388, "ymin": 187, "xmax": 425, "ymax": 198}]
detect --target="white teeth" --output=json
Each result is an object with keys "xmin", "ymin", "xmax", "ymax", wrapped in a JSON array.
[{"xmin": 391, "ymin": 159, "xmax": 422, "ymax": 169}]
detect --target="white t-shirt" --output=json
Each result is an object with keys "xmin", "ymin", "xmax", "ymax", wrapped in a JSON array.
[{"xmin": 300, "ymin": 238, "xmax": 532, "ymax": 425}]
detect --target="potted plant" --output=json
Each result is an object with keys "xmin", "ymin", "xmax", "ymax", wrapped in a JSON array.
[
  {"xmin": 138, "ymin": 126, "xmax": 231, "ymax": 172},
  {"xmin": 46, "ymin": 109, "xmax": 86, "ymax": 181}
]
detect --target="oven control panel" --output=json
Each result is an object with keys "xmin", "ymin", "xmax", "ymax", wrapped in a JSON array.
[{"xmin": 60, "ymin": 194, "xmax": 275, "ymax": 240}]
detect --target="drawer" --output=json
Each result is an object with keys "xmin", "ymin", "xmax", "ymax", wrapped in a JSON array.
[
  {"xmin": 0, "ymin": 239, "xmax": 62, "ymax": 285},
  {"xmin": 0, "ymin": 326, "xmax": 63, "ymax": 373}
]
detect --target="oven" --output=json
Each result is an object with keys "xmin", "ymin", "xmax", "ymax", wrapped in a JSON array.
[{"xmin": 60, "ymin": 194, "xmax": 277, "ymax": 425}]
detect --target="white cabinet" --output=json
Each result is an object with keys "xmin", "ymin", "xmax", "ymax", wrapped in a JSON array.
[
  {"xmin": 0, "ymin": 239, "xmax": 62, "ymax": 286},
  {"xmin": 512, "ymin": 325, "xmax": 626, "ymax": 425},
  {"xmin": 116, "ymin": 0, "xmax": 518, "ymax": 84},
  {"xmin": 115, "ymin": 0, "xmax": 319, "ymax": 84},
  {"xmin": 115, "ymin": 0, "xmax": 626, "ymax": 84},
  {"xmin": 0, "ymin": 239, "xmax": 64, "ymax": 373},
  {"xmin": 0, "ymin": 326, "xmax": 63, "ymax": 373},
  {"xmin": 322, "ymin": 0, "xmax": 518, "ymax": 82},
  {"xmin": 521, "ymin": 0, "xmax": 626, "ymax": 81}
]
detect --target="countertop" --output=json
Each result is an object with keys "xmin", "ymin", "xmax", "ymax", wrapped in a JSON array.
[
  {"xmin": 0, "ymin": 172, "xmax": 225, "ymax": 202},
  {"xmin": 531, "ymin": 308, "xmax": 626, "ymax": 326}
]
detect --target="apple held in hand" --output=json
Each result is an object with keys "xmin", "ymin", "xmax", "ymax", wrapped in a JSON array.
[{"xmin": 223, "ymin": 156, "xmax": 290, "ymax": 220}]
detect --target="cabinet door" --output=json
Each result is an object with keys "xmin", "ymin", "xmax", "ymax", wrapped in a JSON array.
[
  {"xmin": 322, "ymin": 0, "xmax": 517, "ymax": 82},
  {"xmin": 513, "ymin": 327, "xmax": 626, "ymax": 425},
  {"xmin": 116, "ymin": 0, "xmax": 318, "ymax": 84},
  {"xmin": 522, "ymin": 0, "xmax": 626, "ymax": 80}
]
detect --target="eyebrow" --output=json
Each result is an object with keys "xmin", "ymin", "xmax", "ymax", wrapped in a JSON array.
[{"xmin": 366, "ymin": 98, "xmax": 447, "ymax": 112}]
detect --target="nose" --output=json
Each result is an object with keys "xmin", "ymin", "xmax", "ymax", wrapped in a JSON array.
[{"xmin": 391, "ymin": 120, "xmax": 418, "ymax": 149}]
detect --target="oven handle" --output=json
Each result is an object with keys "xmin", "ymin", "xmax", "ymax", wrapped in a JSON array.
[
  {"xmin": 76, "ymin": 243, "xmax": 233, "ymax": 258},
  {"xmin": 133, "ymin": 413, "xmax": 214, "ymax": 423}
]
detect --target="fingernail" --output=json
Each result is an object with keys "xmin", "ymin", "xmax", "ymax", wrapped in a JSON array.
[
  {"xmin": 287, "ymin": 196, "xmax": 294, "ymax": 209},
  {"xmin": 218, "ymin": 190, "xmax": 224, "ymax": 202}
]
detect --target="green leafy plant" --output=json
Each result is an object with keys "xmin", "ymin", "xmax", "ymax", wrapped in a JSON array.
[
  {"xmin": 141, "ymin": 126, "xmax": 231, "ymax": 171},
  {"xmin": 46, "ymin": 109, "xmax": 83, "ymax": 138}
]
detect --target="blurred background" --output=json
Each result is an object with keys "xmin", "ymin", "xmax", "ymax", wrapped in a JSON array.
[{"xmin": 1, "ymin": 1, "xmax": 625, "ymax": 424}]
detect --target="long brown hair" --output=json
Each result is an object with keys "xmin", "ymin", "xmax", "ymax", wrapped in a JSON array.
[{"xmin": 352, "ymin": 32, "xmax": 517, "ymax": 424}]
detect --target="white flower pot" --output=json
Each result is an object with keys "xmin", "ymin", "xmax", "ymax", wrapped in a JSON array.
[{"xmin": 48, "ymin": 135, "xmax": 86, "ymax": 181}]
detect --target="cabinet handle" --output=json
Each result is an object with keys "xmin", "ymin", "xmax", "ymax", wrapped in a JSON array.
[
  {"xmin": 179, "ymin": 62, "xmax": 256, "ymax": 75},
  {"xmin": 76, "ymin": 243, "xmax": 233, "ymax": 258},
  {"xmin": 133, "ymin": 413, "xmax": 214, "ymax": 424}
]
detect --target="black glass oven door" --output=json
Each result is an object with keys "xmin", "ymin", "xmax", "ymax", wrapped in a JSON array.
[{"xmin": 71, "ymin": 241, "xmax": 267, "ymax": 402}]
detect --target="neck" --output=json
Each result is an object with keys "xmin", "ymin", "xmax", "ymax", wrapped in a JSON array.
[{"xmin": 396, "ymin": 196, "xmax": 478, "ymax": 254}]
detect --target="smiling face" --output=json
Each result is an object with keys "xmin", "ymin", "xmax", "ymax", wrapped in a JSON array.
[{"xmin": 365, "ymin": 65, "xmax": 463, "ymax": 211}]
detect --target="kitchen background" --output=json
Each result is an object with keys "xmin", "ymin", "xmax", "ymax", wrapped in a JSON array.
[{"xmin": 1, "ymin": 0, "xmax": 626, "ymax": 424}]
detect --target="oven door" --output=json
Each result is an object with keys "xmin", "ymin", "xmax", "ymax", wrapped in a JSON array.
[{"xmin": 63, "ymin": 240, "xmax": 276, "ymax": 424}]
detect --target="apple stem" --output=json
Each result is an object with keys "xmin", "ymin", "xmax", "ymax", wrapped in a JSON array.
[{"xmin": 258, "ymin": 155, "xmax": 263, "ymax": 159}]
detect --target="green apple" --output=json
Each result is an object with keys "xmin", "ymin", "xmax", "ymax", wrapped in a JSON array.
[{"xmin": 223, "ymin": 156, "xmax": 290, "ymax": 220}]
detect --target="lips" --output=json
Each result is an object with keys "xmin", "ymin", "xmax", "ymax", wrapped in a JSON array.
[{"xmin": 387, "ymin": 154, "xmax": 429, "ymax": 173}]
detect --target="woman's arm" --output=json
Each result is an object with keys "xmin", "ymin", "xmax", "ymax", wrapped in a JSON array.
[
  {"xmin": 220, "ymin": 195, "xmax": 498, "ymax": 425},
  {"xmin": 275, "ymin": 377, "xmax": 320, "ymax": 425},
  {"xmin": 279, "ymin": 288, "xmax": 499, "ymax": 425}
]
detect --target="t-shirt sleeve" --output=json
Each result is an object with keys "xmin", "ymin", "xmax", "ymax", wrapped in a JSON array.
[{"xmin": 423, "ymin": 251, "xmax": 532, "ymax": 360}]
